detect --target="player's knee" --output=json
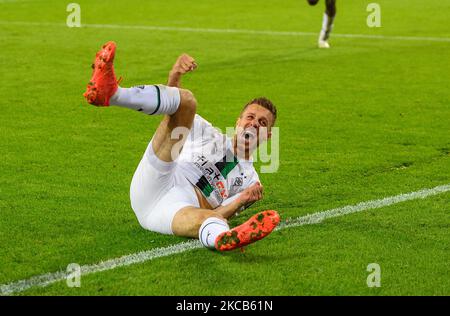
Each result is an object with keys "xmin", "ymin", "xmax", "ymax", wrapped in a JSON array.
[
  {"xmin": 307, "ymin": 0, "xmax": 319, "ymax": 6},
  {"xmin": 179, "ymin": 89, "xmax": 197, "ymax": 115}
]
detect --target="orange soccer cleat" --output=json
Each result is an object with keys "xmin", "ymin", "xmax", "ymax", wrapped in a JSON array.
[
  {"xmin": 215, "ymin": 210, "xmax": 280, "ymax": 251},
  {"xmin": 83, "ymin": 41, "xmax": 120, "ymax": 106}
]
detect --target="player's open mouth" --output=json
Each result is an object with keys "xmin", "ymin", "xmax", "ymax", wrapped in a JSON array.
[{"xmin": 243, "ymin": 130, "xmax": 256, "ymax": 141}]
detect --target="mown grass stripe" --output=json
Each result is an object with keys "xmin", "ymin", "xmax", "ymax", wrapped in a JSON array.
[{"xmin": 1, "ymin": 21, "xmax": 450, "ymax": 42}]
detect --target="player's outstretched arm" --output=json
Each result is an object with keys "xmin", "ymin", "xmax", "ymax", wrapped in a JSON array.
[{"xmin": 167, "ymin": 53, "xmax": 197, "ymax": 88}]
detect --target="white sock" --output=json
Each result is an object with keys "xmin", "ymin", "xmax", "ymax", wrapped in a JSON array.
[
  {"xmin": 199, "ymin": 217, "xmax": 230, "ymax": 249},
  {"xmin": 110, "ymin": 84, "xmax": 180, "ymax": 115},
  {"xmin": 320, "ymin": 12, "xmax": 334, "ymax": 41}
]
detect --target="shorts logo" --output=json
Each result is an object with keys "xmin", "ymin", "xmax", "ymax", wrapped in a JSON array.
[{"xmin": 233, "ymin": 177, "xmax": 243, "ymax": 187}]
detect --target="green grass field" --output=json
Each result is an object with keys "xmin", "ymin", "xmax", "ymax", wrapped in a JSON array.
[{"xmin": 0, "ymin": 0, "xmax": 449, "ymax": 296}]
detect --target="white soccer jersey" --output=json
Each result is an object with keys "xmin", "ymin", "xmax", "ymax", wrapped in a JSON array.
[{"xmin": 177, "ymin": 114, "xmax": 260, "ymax": 208}]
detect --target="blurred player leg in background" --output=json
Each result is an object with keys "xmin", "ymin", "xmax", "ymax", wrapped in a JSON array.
[{"xmin": 307, "ymin": 0, "xmax": 337, "ymax": 48}]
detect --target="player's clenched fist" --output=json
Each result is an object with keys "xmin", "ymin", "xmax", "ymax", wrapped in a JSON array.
[
  {"xmin": 237, "ymin": 181, "xmax": 264, "ymax": 209},
  {"xmin": 171, "ymin": 53, "xmax": 197, "ymax": 75}
]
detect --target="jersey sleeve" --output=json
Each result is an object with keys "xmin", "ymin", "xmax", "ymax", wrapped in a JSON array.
[
  {"xmin": 189, "ymin": 114, "xmax": 214, "ymax": 140},
  {"xmin": 246, "ymin": 169, "xmax": 260, "ymax": 187}
]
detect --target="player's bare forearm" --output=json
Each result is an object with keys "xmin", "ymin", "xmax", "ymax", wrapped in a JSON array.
[
  {"xmin": 214, "ymin": 199, "xmax": 244, "ymax": 219},
  {"xmin": 167, "ymin": 54, "xmax": 197, "ymax": 88},
  {"xmin": 167, "ymin": 70, "xmax": 182, "ymax": 87},
  {"xmin": 215, "ymin": 183, "xmax": 263, "ymax": 219}
]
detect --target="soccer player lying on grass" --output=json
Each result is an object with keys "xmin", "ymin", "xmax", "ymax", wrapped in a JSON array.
[
  {"xmin": 307, "ymin": 0, "xmax": 337, "ymax": 48},
  {"xmin": 83, "ymin": 42, "xmax": 280, "ymax": 251}
]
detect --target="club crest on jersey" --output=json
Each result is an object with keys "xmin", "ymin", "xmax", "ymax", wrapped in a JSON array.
[{"xmin": 233, "ymin": 177, "xmax": 243, "ymax": 187}]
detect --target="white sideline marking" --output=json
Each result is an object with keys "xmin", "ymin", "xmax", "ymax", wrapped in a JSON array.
[
  {"xmin": 1, "ymin": 21, "xmax": 450, "ymax": 43},
  {"xmin": 1, "ymin": 183, "xmax": 449, "ymax": 296},
  {"xmin": 276, "ymin": 183, "xmax": 450, "ymax": 230}
]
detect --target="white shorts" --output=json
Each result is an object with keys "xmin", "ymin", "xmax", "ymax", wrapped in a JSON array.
[{"xmin": 129, "ymin": 141, "xmax": 200, "ymax": 235}]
